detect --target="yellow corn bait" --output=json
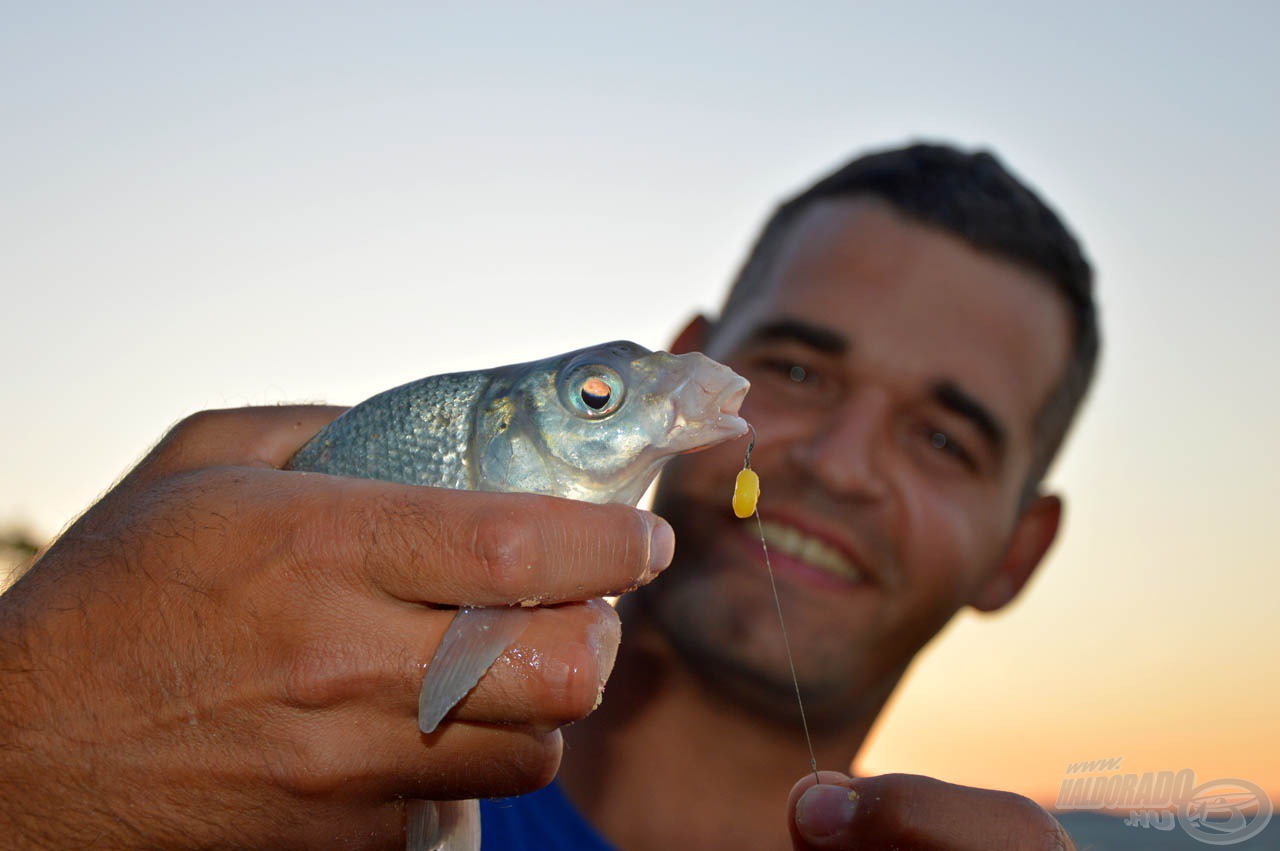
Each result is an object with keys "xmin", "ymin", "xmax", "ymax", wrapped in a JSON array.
[{"xmin": 732, "ymin": 467, "xmax": 760, "ymax": 518}]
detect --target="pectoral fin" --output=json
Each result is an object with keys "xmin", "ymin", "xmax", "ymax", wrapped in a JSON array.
[{"xmin": 418, "ymin": 606, "xmax": 532, "ymax": 735}]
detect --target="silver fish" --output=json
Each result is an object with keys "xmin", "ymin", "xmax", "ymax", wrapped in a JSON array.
[{"xmin": 288, "ymin": 340, "xmax": 749, "ymax": 850}]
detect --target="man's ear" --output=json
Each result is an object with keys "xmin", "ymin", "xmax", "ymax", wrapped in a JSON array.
[
  {"xmin": 970, "ymin": 494, "xmax": 1062, "ymax": 612},
  {"xmin": 669, "ymin": 314, "xmax": 713, "ymax": 355}
]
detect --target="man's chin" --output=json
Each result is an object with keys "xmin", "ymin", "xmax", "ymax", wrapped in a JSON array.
[{"xmin": 631, "ymin": 573, "xmax": 875, "ymax": 730}]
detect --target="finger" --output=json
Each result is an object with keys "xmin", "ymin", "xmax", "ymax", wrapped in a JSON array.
[
  {"xmin": 143, "ymin": 405, "xmax": 348, "ymax": 476},
  {"xmin": 277, "ymin": 599, "xmax": 619, "ymax": 731},
  {"xmin": 791, "ymin": 773, "xmax": 1074, "ymax": 850},
  {"xmin": 305, "ymin": 799, "xmax": 483, "ymax": 851},
  {"xmin": 403, "ymin": 722, "xmax": 565, "ymax": 800},
  {"xmin": 789, "ymin": 772, "xmax": 861, "ymax": 849},
  {"xmin": 262, "ymin": 707, "xmax": 564, "ymax": 802},
  {"xmin": 414, "ymin": 599, "xmax": 619, "ymax": 728},
  {"xmin": 288, "ymin": 480, "xmax": 675, "ymax": 605},
  {"xmin": 280, "ymin": 799, "xmax": 481, "ymax": 851}
]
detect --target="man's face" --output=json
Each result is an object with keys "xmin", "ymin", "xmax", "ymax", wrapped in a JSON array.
[{"xmin": 642, "ymin": 198, "xmax": 1072, "ymax": 726}]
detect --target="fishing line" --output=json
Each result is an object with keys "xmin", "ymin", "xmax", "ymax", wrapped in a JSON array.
[{"xmin": 735, "ymin": 424, "xmax": 821, "ymax": 786}]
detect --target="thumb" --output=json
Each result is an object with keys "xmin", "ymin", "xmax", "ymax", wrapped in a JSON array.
[{"xmin": 788, "ymin": 771, "xmax": 860, "ymax": 849}]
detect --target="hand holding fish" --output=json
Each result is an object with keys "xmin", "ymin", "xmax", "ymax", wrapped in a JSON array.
[
  {"xmin": 0, "ymin": 405, "xmax": 671, "ymax": 849},
  {"xmin": 787, "ymin": 772, "xmax": 1076, "ymax": 850}
]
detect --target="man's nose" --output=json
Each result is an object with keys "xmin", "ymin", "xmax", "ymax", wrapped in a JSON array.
[{"xmin": 791, "ymin": 387, "xmax": 890, "ymax": 500}]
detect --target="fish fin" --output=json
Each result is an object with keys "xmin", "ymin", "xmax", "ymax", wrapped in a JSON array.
[
  {"xmin": 405, "ymin": 799, "xmax": 438, "ymax": 851},
  {"xmin": 404, "ymin": 799, "xmax": 480, "ymax": 851},
  {"xmin": 418, "ymin": 606, "xmax": 532, "ymax": 735}
]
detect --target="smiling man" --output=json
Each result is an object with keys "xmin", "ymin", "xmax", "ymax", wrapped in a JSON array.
[{"xmin": 481, "ymin": 143, "xmax": 1099, "ymax": 849}]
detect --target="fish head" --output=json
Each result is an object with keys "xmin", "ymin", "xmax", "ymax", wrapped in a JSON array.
[{"xmin": 474, "ymin": 341, "xmax": 749, "ymax": 505}]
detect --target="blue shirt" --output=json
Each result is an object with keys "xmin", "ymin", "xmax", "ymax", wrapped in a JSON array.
[{"xmin": 480, "ymin": 781, "xmax": 616, "ymax": 850}]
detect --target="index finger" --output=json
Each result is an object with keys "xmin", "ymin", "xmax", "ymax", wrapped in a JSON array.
[
  {"xmin": 139, "ymin": 405, "xmax": 349, "ymax": 480},
  {"xmin": 287, "ymin": 479, "xmax": 676, "ymax": 606}
]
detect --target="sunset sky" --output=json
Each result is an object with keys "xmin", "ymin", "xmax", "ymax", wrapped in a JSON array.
[{"xmin": 2, "ymin": 2, "xmax": 1276, "ymax": 808}]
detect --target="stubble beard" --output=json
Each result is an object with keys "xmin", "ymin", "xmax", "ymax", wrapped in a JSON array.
[{"xmin": 640, "ymin": 491, "xmax": 889, "ymax": 731}]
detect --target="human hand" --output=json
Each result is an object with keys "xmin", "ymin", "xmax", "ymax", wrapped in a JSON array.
[
  {"xmin": 789, "ymin": 771, "xmax": 1074, "ymax": 850},
  {"xmin": 0, "ymin": 406, "xmax": 671, "ymax": 849}
]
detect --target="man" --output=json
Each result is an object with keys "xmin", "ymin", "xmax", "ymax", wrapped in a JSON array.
[
  {"xmin": 480, "ymin": 143, "xmax": 1099, "ymax": 849},
  {"xmin": 0, "ymin": 141, "xmax": 1096, "ymax": 850}
]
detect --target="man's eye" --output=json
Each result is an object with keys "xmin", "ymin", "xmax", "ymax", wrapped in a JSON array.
[
  {"xmin": 761, "ymin": 358, "xmax": 813, "ymax": 384},
  {"xmin": 925, "ymin": 428, "xmax": 974, "ymax": 468}
]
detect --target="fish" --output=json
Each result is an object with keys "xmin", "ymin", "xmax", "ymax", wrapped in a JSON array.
[{"xmin": 287, "ymin": 340, "xmax": 750, "ymax": 850}]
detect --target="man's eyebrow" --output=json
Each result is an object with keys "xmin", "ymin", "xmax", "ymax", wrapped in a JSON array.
[
  {"xmin": 746, "ymin": 319, "xmax": 849, "ymax": 354},
  {"xmin": 933, "ymin": 381, "xmax": 1006, "ymax": 452}
]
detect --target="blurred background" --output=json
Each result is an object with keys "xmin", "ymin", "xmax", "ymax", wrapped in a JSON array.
[{"xmin": 2, "ymin": 1, "xmax": 1276, "ymax": 842}]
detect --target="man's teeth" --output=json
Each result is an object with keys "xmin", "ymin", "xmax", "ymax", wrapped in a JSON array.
[{"xmin": 758, "ymin": 521, "xmax": 863, "ymax": 582}]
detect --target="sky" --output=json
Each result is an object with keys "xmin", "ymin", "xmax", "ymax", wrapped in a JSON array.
[{"xmin": 2, "ymin": 1, "xmax": 1277, "ymax": 809}]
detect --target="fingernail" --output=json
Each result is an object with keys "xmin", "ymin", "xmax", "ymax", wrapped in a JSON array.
[
  {"xmin": 646, "ymin": 516, "xmax": 675, "ymax": 575},
  {"xmin": 796, "ymin": 785, "xmax": 858, "ymax": 839}
]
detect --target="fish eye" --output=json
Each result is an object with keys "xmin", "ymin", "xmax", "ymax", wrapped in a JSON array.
[
  {"xmin": 581, "ymin": 376, "xmax": 612, "ymax": 410},
  {"xmin": 564, "ymin": 365, "xmax": 625, "ymax": 419}
]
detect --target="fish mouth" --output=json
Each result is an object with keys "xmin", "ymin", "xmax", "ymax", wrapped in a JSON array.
[{"xmin": 663, "ymin": 352, "xmax": 750, "ymax": 453}]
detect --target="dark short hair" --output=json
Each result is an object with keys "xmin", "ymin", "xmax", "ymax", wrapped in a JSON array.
[{"xmin": 719, "ymin": 142, "xmax": 1099, "ymax": 484}]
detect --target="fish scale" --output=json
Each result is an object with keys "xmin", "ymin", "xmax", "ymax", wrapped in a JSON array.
[{"xmin": 291, "ymin": 371, "xmax": 486, "ymax": 490}]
